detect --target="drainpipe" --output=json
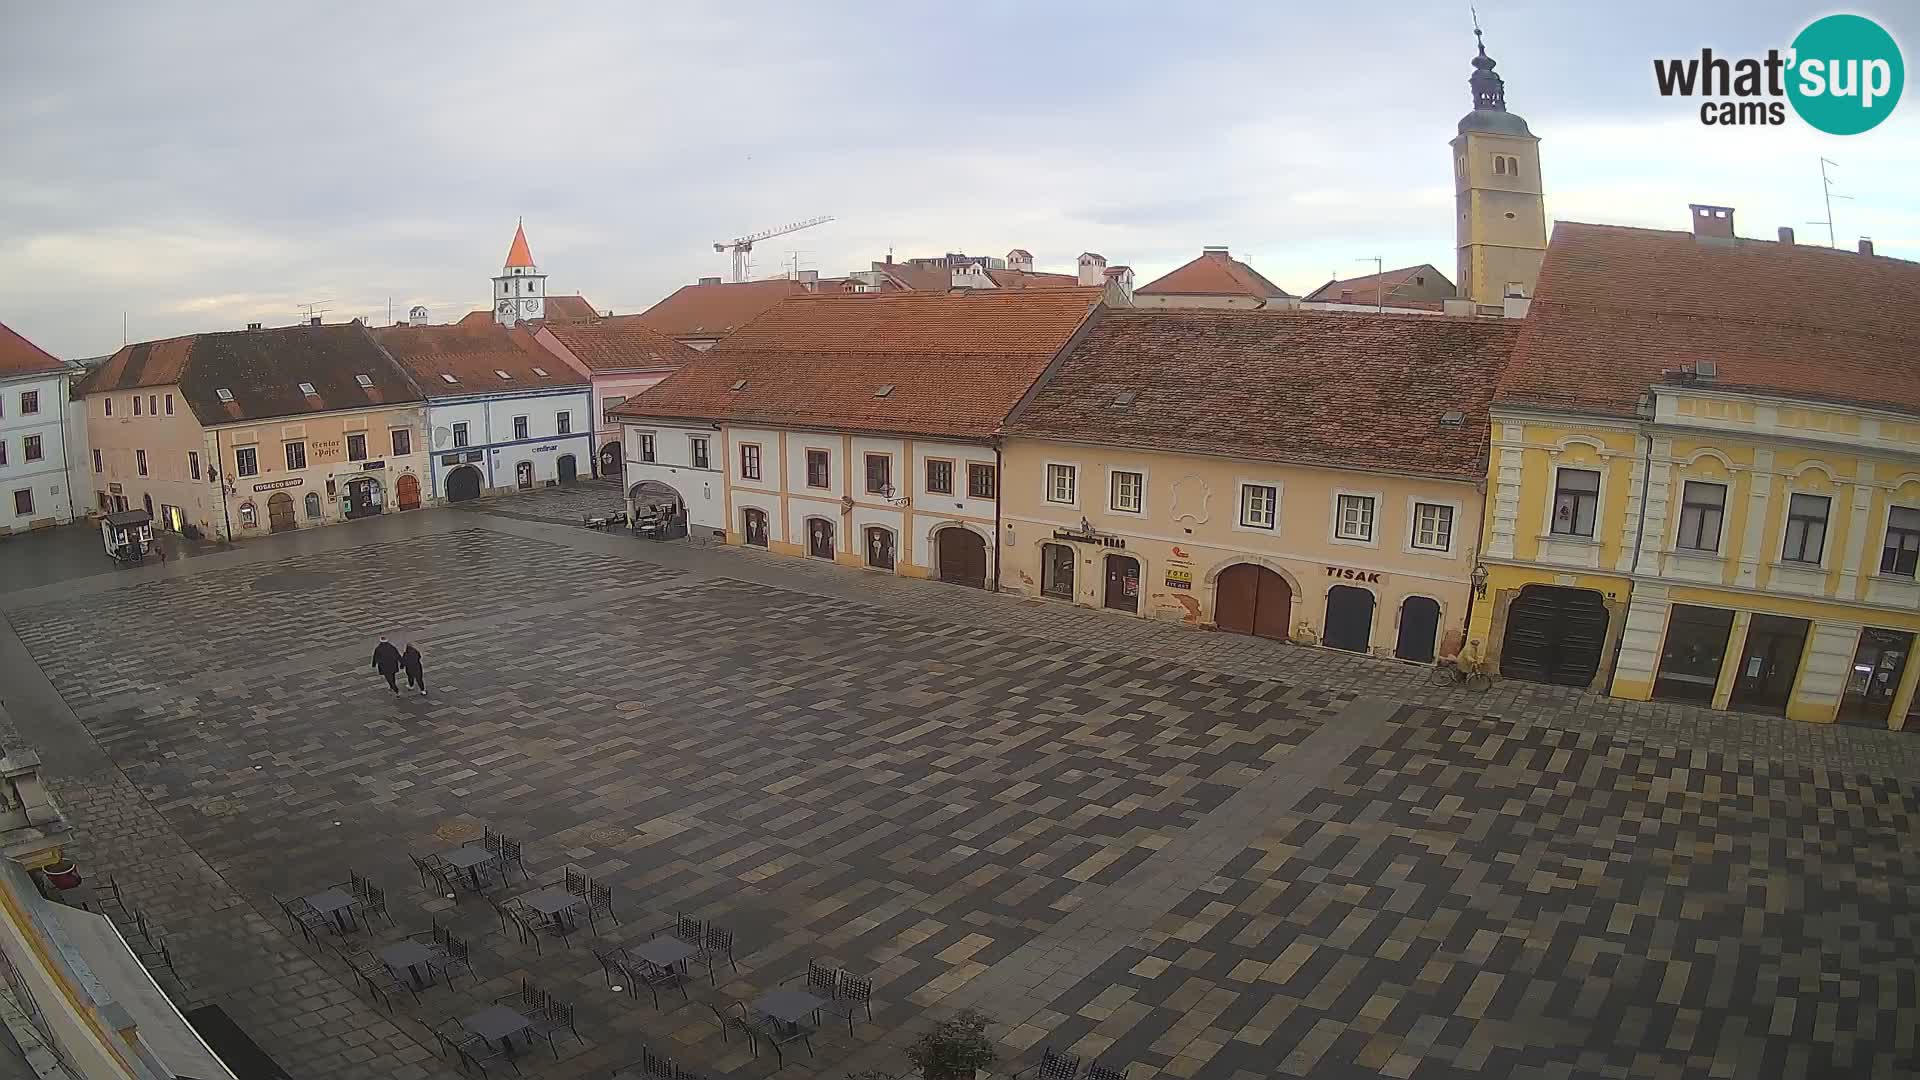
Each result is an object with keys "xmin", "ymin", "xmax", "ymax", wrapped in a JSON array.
[
  {"xmin": 1608, "ymin": 419, "xmax": 1657, "ymax": 693},
  {"xmin": 215, "ymin": 433, "xmax": 233, "ymax": 542},
  {"xmin": 992, "ymin": 440, "xmax": 1004, "ymax": 592}
]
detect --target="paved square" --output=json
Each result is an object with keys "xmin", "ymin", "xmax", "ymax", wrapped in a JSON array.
[{"xmin": 3, "ymin": 509, "xmax": 1916, "ymax": 1079}]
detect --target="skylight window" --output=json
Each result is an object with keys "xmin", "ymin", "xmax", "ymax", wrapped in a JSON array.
[
  {"xmin": 1111, "ymin": 391, "xmax": 1137, "ymax": 407},
  {"xmin": 355, "ymin": 373, "xmax": 373, "ymax": 388},
  {"xmin": 440, "ymin": 374, "xmax": 458, "ymax": 384},
  {"xmin": 215, "ymin": 388, "xmax": 235, "ymax": 402},
  {"xmin": 730, "ymin": 379, "xmax": 748, "ymax": 391},
  {"xmin": 532, "ymin": 366, "xmax": 549, "ymax": 377},
  {"xmin": 1440, "ymin": 410, "xmax": 1465, "ymax": 426},
  {"xmin": 298, "ymin": 382, "xmax": 318, "ymax": 396},
  {"xmin": 495, "ymin": 369, "xmax": 511, "ymax": 380},
  {"xmin": 874, "ymin": 384, "xmax": 895, "ymax": 398}
]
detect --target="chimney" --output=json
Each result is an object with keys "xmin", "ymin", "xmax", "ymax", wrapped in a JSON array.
[
  {"xmin": 1689, "ymin": 203, "xmax": 1736, "ymax": 240},
  {"xmin": 797, "ymin": 269, "xmax": 819, "ymax": 285},
  {"xmin": 1503, "ymin": 294, "xmax": 1532, "ymax": 319},
  {"xmin": 309, "ymin": 315, "xmax": 323, "ymax": 326},
  {"xmin": 1859, "ymin": 237, "xmax": 1875, "ymax": 257},
  {"xmin": 698, "ymin": 276, "xmax": 721, "ymax": 285},
  {"xmin": 246, "ymin": 322, "xmax": 263, "ymax": 331},
  {"xmin": 1778, "ymin": 227, "xmax": 1795, "ymax": 246},
  {"xmin": 1442, "ymin": 298, "xmax": 1475, "ymax": 317},
  {"xmin": 1202, "ymin": 245, "xmax": 1231, "ymax": 258},
  {"xmin": 1076, "ymin": 252, "xmax": 1107, "ymax": 287}
]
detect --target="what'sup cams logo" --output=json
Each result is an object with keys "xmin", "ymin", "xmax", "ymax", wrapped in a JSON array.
[{"xmin": 1655, "ymin": 14, "xmax": 1904, "ymax": 134}]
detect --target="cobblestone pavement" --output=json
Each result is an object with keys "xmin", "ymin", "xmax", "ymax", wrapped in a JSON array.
[
  {"xmin": 1, "ymin": 500, "xmax": 1916, "ymax": 1080},
  {"xmin": 448, "ymin": 477, "xmax": 631, "ymax": 528}
]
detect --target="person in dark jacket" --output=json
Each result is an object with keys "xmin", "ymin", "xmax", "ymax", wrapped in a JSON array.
[
  {"xmin": 401, "ymin": 643, "xmax": 426, "ymax": 696},
  {"xmin": 372, "ymin": 637, "xmax": 402, "ymax": 695}
]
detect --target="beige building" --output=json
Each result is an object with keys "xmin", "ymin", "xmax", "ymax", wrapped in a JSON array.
[
  {"xmin": 1002, "ymin": 308, "xmax": 1516, "ymax": 661},
  {"xmin": 77, "ymin": 322, "xmax": 430, "ymax": 539}
]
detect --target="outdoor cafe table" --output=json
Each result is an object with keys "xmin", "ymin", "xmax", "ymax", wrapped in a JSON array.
[
  {"xmin": 630, "ymin": 936, "xmax": 696, "ymax": 972},
  {"xmin": 521, "ymin": 888, "xmax": 586, "ymax": 931},
  {"xmin": 462, "ymin": 1005, "xmax": 531, "ymax": 1056},
  {"xmin": 439, "ymin": 845, "xmax": 495, "ymax": 891},
  {"xmin": 380, "ymin": 941, "xmax": 436, "ymax": 990},
  {"xmin": 303, "ymin": 888, "xmax": 358, "ymax": 934},
  {"xmin": 753, "ymin": 988, "xmax": 823, "ymax": 1025}
]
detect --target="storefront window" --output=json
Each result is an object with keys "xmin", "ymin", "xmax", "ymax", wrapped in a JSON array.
[
  {"xmin": 1652, "ymin": 604, "xmax": 1734, "ymax": 704},
  {"xmin": 1041, "ymin": 543, "xmax": 1075, "ymax": 600}
]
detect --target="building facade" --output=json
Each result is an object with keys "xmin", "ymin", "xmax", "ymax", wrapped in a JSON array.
[
  {"xmin": 535, "ymin": 316, "xmax": 700, "ymax": 478},
  {"xmin": 79, "ymin": 322, "xmax": 431, "ymax": 539},
  {"xmin": 1002, "ymin": 309, "xmax": 1515, "ymax": 660},
  {"xmin": 1470, "ymin": 214, "xmax": 1920, "ymax": 729},
  {"xmin": 0, "ymin": 323, "xmax": 78, "ymax": 535}
]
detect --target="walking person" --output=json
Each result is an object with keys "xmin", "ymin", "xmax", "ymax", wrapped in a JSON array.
[
  {"xmin": 371, "ymin": 636, "xmax": 402, "ymax": 695},
  {"xmin": 401, "ymin": 643, "xmax": 426, "ymax": 696}
]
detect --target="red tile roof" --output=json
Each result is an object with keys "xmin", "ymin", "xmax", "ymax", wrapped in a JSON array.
[
  {"xmin": 1136, "ymin": 249, "xmax": 1292, "ymax": 300},
  {"xmin": 457, "ymin": 294, "xmax": 601, "ymax": 327},
  {"xmin": 372, "ymin": 322, "xmax": 586, "ymax": 395},
  {"xmin": 636, "ymin": 280, "xmax": 805, "ymax": 341},
  {"xmin": 1304, "ymin": 264, "xmax": 1454, "ymax": 304},
  {"xmin": 539, "ymin": 315, "xmax": 701, "ymax": 373},
  {"xmin": 0, "ymin": 320, "xmax": 66, "ymax": 377},
  {"xmin": 986, "ymin": 268, "xmax": 1081, "ymax": 289},
  {"xmin": 79, "ymin": 323, "xmax": 422, "ymax": 425},
  {"xmin": 504, "ymin": 221, "xmax": 535, "ymax": 268},
  {"xmin": 1499, "ymin": 222, "xmax": 1920, "ymax": 420},
  {"xmin": 1006, "ymin": 309, "xmax": 1518, "ymax": 481},
  {"xmin": 614, "ymin": 288, "xmax": 1105, "ymax": 440}
]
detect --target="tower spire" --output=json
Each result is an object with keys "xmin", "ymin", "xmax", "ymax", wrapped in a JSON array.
[{"xmin": 1469, "ymin": 9, "xmax": 1507, "ymax": 112}]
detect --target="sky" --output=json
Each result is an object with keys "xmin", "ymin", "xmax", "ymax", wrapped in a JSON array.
[{"xmin": 3, "ymin": 1, "xmax": 1917, "ymax": 359}]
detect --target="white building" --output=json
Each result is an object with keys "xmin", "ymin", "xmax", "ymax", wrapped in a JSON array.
[
  {"xmin": 0, "ymin": 322, "xmax": 78, "ymax": 534},
  {"xmin": 373, "ymin": 322, "xmax": 592, "ymax": 501}
]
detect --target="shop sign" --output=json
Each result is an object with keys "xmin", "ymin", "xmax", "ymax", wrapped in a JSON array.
[
  {"xmin": 441, "ymin": 453, "xmax": 462, "ymax": 466},
  {"xmin": 1052, "ymin": 527, "xmax": 1126, "ymax": 549},
  {"xmin": 361, "ymin": 460, "xmax": 386, "ymax": 470},
  {"xmin": 109, "ymin": 483, "xmax": 123, "ymax": 495},
  {"xmin": 253, "ymin": 478, "xmax": 302, "ymax": 492},
  {"xmin": 1165, "ymin": 568, "xmax": 1193, "ymax": 590},
  {"xmin": 534, "ymin": 444, "xmax": 557, "ymax": 453},
  {"xmin": 1325, "ymin": 565, "xmax": 1383, "ymax": 584},
  {"xmin": 464, "ymin": 451, "xmax": 484, "ymax": 463}
]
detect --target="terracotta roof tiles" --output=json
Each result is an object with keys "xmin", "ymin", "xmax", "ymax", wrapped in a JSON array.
[
  {"xmin": 539, "ymin": 315, "xmax": 701, "ymax": 373},
  {"xmin": 1006, "ymin": 308, "xmax": 1517, "ymax": 481},
  {"xmin": 636, "ymin": 279, "xmax": 805, "ymax": 341},
  {"xmin": 1136, "ymin": 249, "xmax": 1292, "ymax": 300},
  {"xmin": 1304, "ymin": 264, "xmax": 1454, "ymax": 303},
  {"xmin": 373, "ymin": 322, "xmax": 586, "ymax": 395},
  {"xmin": 0, "ymin": 320, "xmax": 68, "ymax": 377}
]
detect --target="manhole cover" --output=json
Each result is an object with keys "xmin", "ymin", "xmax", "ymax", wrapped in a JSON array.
[
  {"xmin": 252, "ymin": 570, "xmax": 342, "ymax": 594},
  {"xmin": 436, "ymin": 820, "xmax": 483, "ymax": 843},
  {"xmin": 589, "ymin": 827, "xmax": 628, "ymax": 845},
  {"xmin": 200, "ymin": 798, "xmax": 234, "ymax": 817},
  {"xmin": 927, "ymin": 663, "xmax": 951, "ymax": 674},
  {"xmin": 615, "ymin": 701, "xmax": 644, "ymax": 715}
]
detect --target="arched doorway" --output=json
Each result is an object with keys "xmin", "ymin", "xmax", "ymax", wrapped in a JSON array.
[
  {"xmin": 304, "ymin": 492, "xmax": 323, "ymax": 520},
  {"xmin": 1395, "ymin": 596, "xmax": 1442, "ymax": 663},
  {"xmin": 267, "ymin": 492, "xmax": 297, "ymax": 533},
  {"xmin": 936, "ymin": 527, "xmax": 988, "ymax": 588},
  {"xmin": 599, "ymin": 441, "xmax": 623, "ymax": 477},
  {"xmin": 1324, "ymin": 585, "xmax": 1375, "ymax": 653},
  {"xmin": 1214, "ymin": 563, "xmax": 1292, "ymax": 641},
  {"xmin": 446, "ymin": 465, "xmax": 483, "ymax": 503},
  {"xmin": 806, "ymin": 517, "xmax": 835, "ymax": 560},
  {"xmin": 865, "ymin": 527, "xmax": 896, "ymax": 571},
  {"xmin": 397, "ymin": 473, "xmax": 421, "ymax": 510},
  {"xmin": 1104, "ymin": 554, "xmax": 1140, "ymax": 612},
  {"xmin": 629, "ymin": 480, "xmax": 684, "ymax": 524},
  {"xmin": 1500, "ymin": 585, "xmax": 1609, "ymax": 687},
  {"xmin": 557, "ymin": 454, "xmax": 578, "ymax": 484},
  {"xmin": 515, "ymin": 461, "xmax": 534, "ymax": 490},
  {"xmin": 142, "ymin": 493, "xmax": 154, "ymax": 517},
  {"xmin": 1040, "ymin": 542, "xmax": 1075, "ymax": 600},
  {"xmin": 344, "ymin": 477, "xmax": 383, "ymax": 519},
  {"xmin": 742, "ymin": 507, "xmax": 769, "ymax": 547}
]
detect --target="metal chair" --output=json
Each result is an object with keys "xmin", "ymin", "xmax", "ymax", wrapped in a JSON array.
[
  {"xmin": 458, "ymin": 1033, "xmax": 523, "ymax": 1078},
  {"xmin": 484, "ymin": 893, "xmax": 526, "ymax": 944},
  {"xmin": 498, "ymin": 837, "xmax": 528, "ymax": 881},
  {"xmin": 412, "ymin": 852, "xmax": 457, "ymax": 895},
  {"xmin": 631, "ymin": 957, "xmax": 689, "ymax": 1009},
  {"xmin": 828, "ymin": 971, "xmax": 873, "ymax": 1033},
  {"xmin": 499, "ymin": 978, "xmax": 548, "ymax": 1016},
  {"xmin": 347, "ymin": 949, "xmax": 419, "ymax": 1009},
  {"xmin": 796, "ymin": 957, "xmax": 838, "ymax": 1006},
  {"xmin": 669, "ymin": 913, "xmax": 703, "ymax": 946},
  {"xmin": 1085, "ymin": 1061, "xmax": 1130, "ymax": 1080},
  {"xmin": 360, "ymin": 881, "xmax": 394, "ymax": 927},
  {"xmin": 1019, "ymin": 1047, "xmax": 1082, "ymax": 1080},
  {"xmin": 563, "ymin": 866, "xmax": 589, "ymax": 898},
  {"xmin": 529, "ymin": 996, "xmax": 581, "ymax": 1058},
  {"xmin": 706, "ymin": 1000, "xmax": 757, "ymax": 1049},
  {"xmin": 593, "ymin": 945, "xmax": 632, "ymax": 992},
  {"xmin": 642, "ymin": 1045, "xmax": 677, "ymax": 1079},
  {"xmin": 748, "ymin": 1009, "xmax": 815, "ymax": 1067},
  {"xmin": 276, "ymin": 896, "xmax": 330, "ymax": 944},
  {"xmin": 702, "ymin": 925, "xmax": 735, "ymax": 977},
  {"xmin": 587, "ymin": 879, "xmax": 617, "ymax": 929},
  {"xmin": 435, "ymin": 931, "xmax": 475, "ymax": 984}
]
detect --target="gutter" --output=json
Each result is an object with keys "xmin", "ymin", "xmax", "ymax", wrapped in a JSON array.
[{"xmin": 992, "ymin": 439, "xmax": 1004, "ymax": 593}]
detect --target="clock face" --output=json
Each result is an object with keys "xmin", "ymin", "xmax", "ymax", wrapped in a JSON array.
[
  {"xmin": 521, "ymin": 298, "xmax": 540, "ymax": 314},
  {"xmin": 496, "ymin": 299, "xmax": 515, "ymax": 316}
]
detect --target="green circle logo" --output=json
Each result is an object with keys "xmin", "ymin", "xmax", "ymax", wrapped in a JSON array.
[{"xmin": 1788, "ymin": 14, "xmax": 1904, "ymax": 135}]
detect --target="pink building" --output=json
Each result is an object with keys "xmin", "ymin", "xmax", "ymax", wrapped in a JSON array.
[{"xmin": 534, "ymin": 316, "xmax": 700, "ymax": 479}]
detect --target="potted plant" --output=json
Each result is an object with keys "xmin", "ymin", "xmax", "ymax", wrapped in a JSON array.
[
  {"xmin": 41, "ymin": 857, "xmax": 82, "ymax": 891},
  {"xmin": 905, "ymin": 1009, "xmax": 997, "ymax": 1080}
]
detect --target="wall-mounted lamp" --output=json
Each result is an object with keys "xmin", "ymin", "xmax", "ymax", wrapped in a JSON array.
[{"xmin": 1470, "ymin": 564, "xmax": 1489, "ymax": 598}]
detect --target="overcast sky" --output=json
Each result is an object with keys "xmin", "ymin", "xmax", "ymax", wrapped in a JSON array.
[{"xmin": 3, "ymin": 2, "xmax": 1916, "ymax": 358}]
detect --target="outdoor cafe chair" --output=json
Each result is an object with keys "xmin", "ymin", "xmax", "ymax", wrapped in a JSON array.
[
  {"xmin": 706, "ymin": 1000, "xmax": 757, "ymax": 1049},
  {"xmin": 1017, "ymin": 1046, "xmax": 1083, "ymax": 1080},
  {"xmin": 275, "ymin": 896, "xmax": 330, "ymax": 945},
  {"xmin": 1085, "ymin": 1061, "xmax": 1130, "ymax": 1080},
  {"xmin": 631, "ymin": 957, "xmax": 690, "ymax": 1010},
  {"xmin": 498, "ymin": 836, "xmax": 528, "ymax": 881},
  {"xmin": 827, "ymin": 971, "xmax": 874, "ymax": 1033},
  {"xmin": 459, "ymin": 1033, "xmax": 523, "ymax": 1078},
  {"xmin": 529, "ymin": 996, "xmax": 581, "ymax": 1058},
  {"xmin": 747, "ymin": 1009, "xmax": 815, "ymax": 1067},
  {"xmin": 564, "ymin": 866, "xmax": 589, "ymax": 898},
  {"xmin": 587, "ymin": 879, "xmax": 618, "ymax": 929},
  {"xmin": 702, "ymin": 925, "xmax": 736, "ymax": 977},
  {"xmin": 593, "ymin": 945, "xmax": 632, "ymax": 993},
  {"xmin": 360, "ymin": 881, "xmax": 395, "ymax": 927}
]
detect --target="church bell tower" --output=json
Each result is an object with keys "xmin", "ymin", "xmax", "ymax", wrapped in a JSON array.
[
  {"xmin": 492, "ymin": 219, "xmax": 546, "ymax": 326},
  {"xmin": 1451, "ymin": 30, "xmax": 1546, "ymax": 309}
]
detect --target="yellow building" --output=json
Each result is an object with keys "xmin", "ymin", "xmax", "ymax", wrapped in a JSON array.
[
  {"xmin": 1471, "ymin": 211, "xmax": 1920, "ymax": 729},
  {"xmin": 1002, "ymin": 309, "xmax": 1517, "ymax": 660},
  {"xmin": 1452, "ymin": 31, "xmax": 1547, "ymax": 311}
]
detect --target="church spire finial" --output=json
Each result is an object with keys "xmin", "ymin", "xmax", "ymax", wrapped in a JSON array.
[{"xmin": 1468, "ymin": 7, "xmax": 1507, "ymax": 112}]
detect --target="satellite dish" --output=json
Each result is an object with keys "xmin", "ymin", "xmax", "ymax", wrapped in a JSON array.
[{"xmin": 433, "ymin": 426, "xmax": 451, "ymax": 448}]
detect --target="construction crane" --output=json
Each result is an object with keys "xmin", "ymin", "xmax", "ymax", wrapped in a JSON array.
[{"xmin": 714, "ymin": 216, "xmax": 834, "ymax": 282}]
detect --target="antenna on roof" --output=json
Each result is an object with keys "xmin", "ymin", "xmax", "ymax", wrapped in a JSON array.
[
  {"xmin": 297, "ymin": 299, "xmax": 334, "ymax": 324},
  {"xmin": 1808, "ymin": 157, "xmax": 1851, "ymax": 248}
]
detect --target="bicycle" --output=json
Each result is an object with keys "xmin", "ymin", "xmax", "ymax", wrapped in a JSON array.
[{"xmin": 1428, "ymin": 656, "xmax": 1493, "ymax": 692}]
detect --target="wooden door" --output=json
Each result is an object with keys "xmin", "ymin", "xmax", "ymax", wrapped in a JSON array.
[
  {"xmin": 446, "ymin": 466, "xmax": 482, "ymax": 502},
  {"xmin": 1395, "ymin": 597, "xmax": 1442, "ymax": 663},
  {"xmin": 516, "ymin": 461, "xmax": 534, "ymax": 490},
  {"xmin": 743, "ymin": 508, "xmax": 768, "ymax": 547},
  {"xmin": 267, "ymin": 492, "xmax": 297, "ymax": 533},
  {"xmin": 557, "ymin": 455, "xmax": 578, "ymax": 483},
  {"xmin": 866, "ymin": 527, "xmax": 896, "ymax": 570},
  {"xmin": 397, "ymin": 473, "xmax": 421, "ymax": 510},
  {"xmin": 1728, "ymin": 614, "xmax": 1810, "ymax": 714},
  {"xmin": 1214, "ymin": 564, "xmax": 1260, "ymax": 634},
  {"xmin": 807, "ymin": 519, "xmax": 834, "ymax": 559},
  {"xmin": 1500, "ymin": 585, "xmax": 1610, "ymax": 686},
  {"xmin": 1253, "ymin": 570, "xmax": 1292, "ymax": 640},
  {"xmin": 1104, "ymin": 555, "xmax": 1140, "ymax": 612},
  {"xmin": 937, "ymin": 528, "xmax": 987, "ymax": 589}
]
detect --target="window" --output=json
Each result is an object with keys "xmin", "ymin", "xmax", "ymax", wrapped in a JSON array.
[
  {"xmin": 238, "ymin": 502, "xmax": 256, "ymax": 528},
  {"xmin": 1412, "ymin": 502, "xmax": 1454, "ymax": 551},
  {"xmin": 11, "ymin": 490, "xmax": 30, "ymax": 516},
  {"xmin": 215, "ymin": 388, "xmax": 234, "ymax": 402},
  {"xmin": 188, "ymin": 451, "xmax": 200, "ymax": 480},
  {"xmin": 740, "ymin": 444, "xmax": 761, "ymax": 480},
  {"xmin": 806, "ymin": 449, "xmax": 831, "ymax": 488},
  {"xmin": 513, "ymin": 416, "xmax": 529, "ymax": 440},
  {"xmin": 1782, "ymin": 493, "xmax": 1830, "ymax": 564},
  {"xmin": 305, "ymin": 492, "xmax": 322, "ymax": 519},
  {"xmin": 1110, "ymin": 470, "xmax": 1143, "ymax": 513},
  {"xmin": 235, "ymin": 446, "xmax": 258, "ymax": 477},
  {"xmin": 93, "ymin": 449, "xmax": 102, "ymax": 473},
  {"xmin": 391, "ymin": 428, "xmax": 410, "ymax": 456},
  {"xmin": 452, "ymin": 422, "xmax": 470, "ymax": 448},
  {"xmin": 23, "ymin": 435, "xmax": 41, "ymax": 463},
  {"xmin": 1550, "ymin": 468, "xmax": 1601, "ymax": 537},
  {"xmin": 355, "ymin": 374, "xmax": 373, "ymax": 388},
  {"xmin": 1045, "ymin": 463, "xmax": 1077, "ymax": 505},
  {"xmin": 347, "ymin": 433, "xmax": 367, "ymax": 461},
  {"xmin": 532, "ymin": 367, "xmax": 549, "ymax": 377},
  {"xmin": 1676, "ymin": 481, "xmax": 1726, "ymax": 553},
  {"xmin": 98, "ymin": 491, "xmax": 108, "ymax": 510},
  {"xmin": 133, "ymin": 395, "xmax": 142, "ymax": 415},
  {"xmin": 136, "ymin": 449, "xmax": 147, "ymax": 476},
  {"xmin": 297, "ymin": 383, "xmax": 316, "ymax": 397},
  {"xmin": 968, "ymin": 462, "xmax": 996, "ymax": 499},
  {"xmin": 638, "ymin": 433, "xmax": 656, "ymax": 462},
  {"xmin": 865, "ymin": 454, "xmax": 891, "ymax": 495},
  {"xmin": 440, "ymin": 374, "xmax": 458, "ymax": 385},
  {"xmin": 926, "ymin": 459, "xmax": 954, "ymax": 495},
  {"xmin": 0, "ymin": 442, "xmax": 6, "ymax": 467},
  {"xmin": 149, "ymin": 394, "xmax": 157, "ymax": 414},
  {"xmin": 556, "ymin": 411, "xmax": 571, "ymax": 435},
  {"xmin": 284, "ymin": 441, "xmax": 306, "ymax": 470},
  {"xmin": 20, "ymin": 390, "xmax": 38, "ymax": 415},
  {"xmin": 104, "ymin": 398, "xmax": 112, "ymax": 416},
  {"xmin": 163, "ymin": 393, "xmax": 173, "ymax": 415},
  {"xmin": 690, "ymin": 437, "xmax": 710, "ymax": 470},
  {"xmin": 1881, "ymin": 506, "xmax": 1920, "ymax": 578},
  {"xmin": 494, "ymin": 370, "xmax": 511, "ymax": 381},
  {"xmin": 1336, "ymin": 493, "xmax": 1376, "ymax": 541}
]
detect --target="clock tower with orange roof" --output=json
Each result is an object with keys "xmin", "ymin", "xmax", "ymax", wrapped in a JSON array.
[{"xmin": 492, "ymin": 219, "xmax": 546, "ymax": 326}]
